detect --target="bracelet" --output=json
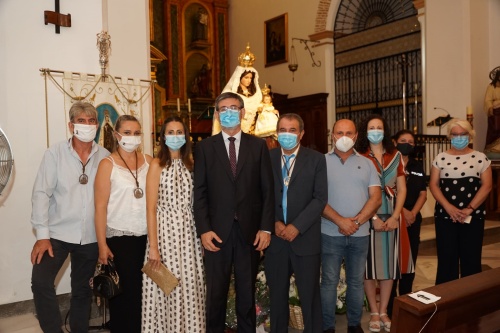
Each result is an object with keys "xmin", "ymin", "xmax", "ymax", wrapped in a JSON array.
[{"xmin": 467, "ymin": 204, "xmax": 475, "ymax": 210}]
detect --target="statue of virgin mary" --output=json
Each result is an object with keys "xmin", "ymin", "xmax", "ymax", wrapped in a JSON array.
[{"xmin": 212, "ymin": 44, "xmax": 263, "ymax": 135}]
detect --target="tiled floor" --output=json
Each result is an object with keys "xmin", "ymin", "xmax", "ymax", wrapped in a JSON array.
[{"xmin": 2, "ymin": 220, "xmax": 499, "ymax": 333}]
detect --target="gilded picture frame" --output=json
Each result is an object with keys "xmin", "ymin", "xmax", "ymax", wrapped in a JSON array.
[{"xmin": 264, "ymin": 13, "xmax": 288, "ymax": 67}]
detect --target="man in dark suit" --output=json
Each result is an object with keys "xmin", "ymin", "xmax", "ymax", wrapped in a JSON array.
[
  {"xmin": 194, "ymin": 91, "xmax": 274, "ymax": 333},
  {"xmin": 265, "ymin": 113, "xmax": 328, "ymax": 333}
]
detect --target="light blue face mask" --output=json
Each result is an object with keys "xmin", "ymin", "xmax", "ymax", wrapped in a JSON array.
[
  {"xmin": 219, "ymin": 109, "xmax": 241, "ymax": 128},
  {"xmin": 367, "ymin": 129, "xmax": 384, "ymax": 144},
  {"xmin": 277, "ymin": 132, "xmax": 298, "ymax": 150},
  {"xmin": 451, "ymin": 135, "xmax": 469, "ymax": 150},
  {"xmin": 164, "ymin": 135, "xmax": 186, "ymax": 151}
]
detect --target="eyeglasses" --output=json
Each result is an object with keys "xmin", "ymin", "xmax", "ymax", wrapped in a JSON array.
[{"xmin": 218, "ymin": 105, "xmax": 241, "ymax": 113}]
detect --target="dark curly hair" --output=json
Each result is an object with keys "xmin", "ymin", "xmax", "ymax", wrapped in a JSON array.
[{"xmin": 354, "ymin": 114, "xmax": 395, "ymax": 154}]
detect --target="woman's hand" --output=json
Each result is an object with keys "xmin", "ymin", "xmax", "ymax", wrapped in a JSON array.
[
  {"xmin": 385, "ymin": 216, "xmax": 400, "ymax": 230},
  {"xmin": 98, "ymin": 245, "xmax": 113, "ymax": 265},
  {"xmin": 372, "ymin": 215, "xmax": 386, "ymax": 232},
  {"xmin": 444, "ymin": 204, "xmax": 467, "ymax": 223},
  {"xmin": 148, "ymin": 247, "xmax": 162, "ymax": 270},
  {"xmin": 403, "ymin": 208, "xmax": 415, "ymax": 226}
]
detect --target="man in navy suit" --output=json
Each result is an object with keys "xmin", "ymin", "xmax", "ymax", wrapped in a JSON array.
[
  {"xmin": 265, "ymin": 113, "xmax": 328, "ymax": 333},
  {"xmin": 194, "ymin": 92, "xmax": 274, "ymax": 333}
]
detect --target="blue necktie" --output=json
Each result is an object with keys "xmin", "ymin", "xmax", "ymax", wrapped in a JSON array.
[{"xmin": 282, "ymin": 154, "xmax": 295, "ymax": 223}]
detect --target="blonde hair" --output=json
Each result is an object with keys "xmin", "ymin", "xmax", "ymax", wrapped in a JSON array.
[{"xmin": 446, "ymin": 118, "xmax": 475, "ymax": 140}]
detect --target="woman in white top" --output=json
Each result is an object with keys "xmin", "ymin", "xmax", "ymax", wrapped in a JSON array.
[{"xmin": 95, "ymin": 115, "xmax": 153, "ymax": 333}]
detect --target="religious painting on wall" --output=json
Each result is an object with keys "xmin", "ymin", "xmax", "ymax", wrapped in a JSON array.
[
  {"xmin": 96, "ymin": 104, "xmax": 119, "ymax": 152},
  {"xmin": 264, "ymin": 13, "xmax": 288, "ymax": 67}
]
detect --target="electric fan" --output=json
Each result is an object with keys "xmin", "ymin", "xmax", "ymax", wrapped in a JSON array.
[{"xmin": 0, "ymin": 127, "xmax": 14, "ymax": 195}]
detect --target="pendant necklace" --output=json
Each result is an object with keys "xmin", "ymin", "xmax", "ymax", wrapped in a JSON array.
[
  {"xmin": 117, "ymin": 150, "xmax": 143, "ymax": 199},
  {"xmin": 79, "ymin": 157, "xmax": 91, "ymax": 185},
  {"xmin": 282, "ymin": 155, "xmax": 297, "ymax": 187}
]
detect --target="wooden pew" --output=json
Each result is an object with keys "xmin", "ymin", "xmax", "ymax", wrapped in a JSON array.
[{"xmin": 392, "ymin": 267, "xmax": 500, "ymax": 332}]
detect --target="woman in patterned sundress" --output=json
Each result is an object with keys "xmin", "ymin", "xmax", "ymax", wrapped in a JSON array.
[
  {"xmin": 430, "ymin": 119, "xmax": 492, "ymax": 285},
  {"xmin": 142, "ymin": 116, "xmax": 205, "ymax": 332},
  {"xmin": 355, "ymin": 114, "xmax": 410, "ymax": 333}
]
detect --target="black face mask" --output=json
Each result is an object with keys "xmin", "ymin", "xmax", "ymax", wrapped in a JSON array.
[{"xmin": 396, "ymin": 143, "xmax": 414, "ymax": 156}]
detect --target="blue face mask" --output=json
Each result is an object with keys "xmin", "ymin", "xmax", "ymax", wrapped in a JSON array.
[
  {"xmin": 367, "ymin": 129, "xmax": 384, "ymax": 144},
  {"xmin": 451, "ymin": 135, "xmax": 469, "ymax": 150},
  {"xmin": 219, "ymin": 110, "xmax": 241, "ymax": 128},
  {"xmin": 277, "ymin": 132, "xmax": 298, "ymax": 150},
  {"xmin": 165, "ymin": 135, "xmax": 186, "ymax": 151}
]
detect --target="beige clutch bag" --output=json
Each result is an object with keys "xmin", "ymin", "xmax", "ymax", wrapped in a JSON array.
[{"xmin": 142, "ymin": 261, "xmax": 179, "ymax": 296}]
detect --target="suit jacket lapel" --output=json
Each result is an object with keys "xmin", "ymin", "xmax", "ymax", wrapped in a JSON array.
[
  {"xmin": 213, "ymin": 133, "xmax": 234, "ymax": 181},
  {"xmin": 271, "ymin": 149, "xmax": 284, "ymax": 186},
  {"xmin": 288, "ymin": 147, "xmax": 306, "ymax": 187},
  {"xmin": 235, "ymin": 133, "xmax": 249, "ymax": 178}
]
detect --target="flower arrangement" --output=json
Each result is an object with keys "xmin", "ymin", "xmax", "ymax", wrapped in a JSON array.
[
  {"xmin": 224, "ymin": 258, "xmax": 351, "ymax": 331},
  {"xmin": 335, "ymin": 261, "xmax": 347, "ymax": 314}
]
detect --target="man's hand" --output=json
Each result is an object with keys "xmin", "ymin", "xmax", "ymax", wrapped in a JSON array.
[
  {"xmin": 253, "ymin": 231, "xmax": 271, "ymax": 251},
  {"xmin": 201, "ymin": 231, "xmax": 222, "ymax": 252},
  {"xmin": 275, "ymin": 221, "xmax": 286, "ymax": 238},
  {"xmin": 279, "ymin": 224, "xmax": 300, "ymax": 242},
  {"xmin": 337, "ymin": 217, "xmax": 359, "ymax": 236},
  {"xmin": 31, "ymin": 239, "xmax": 53, "ymax": 265}
]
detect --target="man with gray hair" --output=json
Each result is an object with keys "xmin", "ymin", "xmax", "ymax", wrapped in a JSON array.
[{"xmin": 30, "ymin": 102, "xmax": 109, "ymax": 333}]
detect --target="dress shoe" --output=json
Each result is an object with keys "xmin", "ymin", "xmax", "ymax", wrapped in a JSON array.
[
  {"xmin": 323, "ymin": 329, "xmax": 335, "ymax": 333},
  {"xmin": 348, "ymin": 325, "xmax": 364, "ymax": 333}
]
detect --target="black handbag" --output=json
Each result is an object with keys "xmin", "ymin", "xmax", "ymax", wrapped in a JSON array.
[{"xmin": 91, "ymin": 259, "xmax": 122, "ymax": 299}]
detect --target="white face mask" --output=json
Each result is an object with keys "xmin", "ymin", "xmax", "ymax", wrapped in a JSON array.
[
  {"xmin": 334, "ymin": 135, "xmax": 355, "ymax": 152},
  {"xmin": 73, "ymin": 123, "xmax": 97, "ymax": 143},
  {"xmin": 117, "ymin": 133, "xmax": 142, "ymax": 152}
]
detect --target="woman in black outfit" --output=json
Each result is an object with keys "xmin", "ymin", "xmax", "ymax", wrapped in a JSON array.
[{"xmin": 388, "ymin": 130, "xmax": 427, "ymax": 315}]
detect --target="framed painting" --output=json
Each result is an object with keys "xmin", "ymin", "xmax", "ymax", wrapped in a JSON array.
[{"xmin": 264, "ymin": 13, "xmax": 288, "ymax": 67}]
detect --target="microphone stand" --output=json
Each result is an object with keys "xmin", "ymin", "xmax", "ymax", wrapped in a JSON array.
[{"xmin": 432, "ymin": 107, "xmax": 452, "ymax": 152}]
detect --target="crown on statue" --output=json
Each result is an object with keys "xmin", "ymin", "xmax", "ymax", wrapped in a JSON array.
[
  {"xmin": 261, "ymin": 83, "xmax": 270, "ymax": 96},
  {"xmin": 238, "ymin": 43, "xmax": 255, "ymax": 68}
]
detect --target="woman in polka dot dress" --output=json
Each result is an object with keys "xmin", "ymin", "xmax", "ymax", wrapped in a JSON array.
[
  {"xmin": 430, "ymin": 119, "xmax": 492, "ymax": 285},
  {"xmin": 142, "ymin": 116, "xmax": 206, "ymax": 332}
]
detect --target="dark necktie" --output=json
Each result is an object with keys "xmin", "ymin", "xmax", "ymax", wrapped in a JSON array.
[{"xmin": 228, "ymin": 137, "xmax": 237, "ymax": 177}]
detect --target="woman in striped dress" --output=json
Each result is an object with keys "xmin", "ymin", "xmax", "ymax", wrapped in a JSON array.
[{"xmin": 355, "ymin": 114, "xmax": 411, "ymax": 332}]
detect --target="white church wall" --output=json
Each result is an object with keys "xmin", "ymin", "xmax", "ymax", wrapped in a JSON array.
[{"xmin": 0, "ymin": 0, "xmax": 150, "ymax": 305}]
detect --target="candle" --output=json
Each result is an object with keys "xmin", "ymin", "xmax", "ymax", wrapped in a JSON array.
[
  {"xmin": 102, "ymin": 0, "xmax": 108, "ymax": 31},
  {"xmin": 188, "ymin": 99, "xmax": 191, "ymax": 113},
  {"xmin": 466, "ymin": 106, "xmax": 473, "ymax": 115},
  {"xmin": 177, "ymin": 98, "xmax": 180, "ymax": 113}
]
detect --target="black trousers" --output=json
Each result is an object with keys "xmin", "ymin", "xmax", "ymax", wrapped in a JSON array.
[
  {"xmin": 106, "ymin": 235, "xmax": 147, "ymax": 333},
  {"xmin": 32, "ymin": 239, "xmax": 98, "ymax": 333},
  {"xmin": 204, "ymin": 222, "xmax": 260, "ymax": 333},
  {"xmin": 435, "ymin": 217, "xmax": 484, "ymax": 285}
]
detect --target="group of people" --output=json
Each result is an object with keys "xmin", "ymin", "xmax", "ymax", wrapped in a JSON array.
[{"xmin": 30, "ymin": 93, "xmax": 492, "ymax": 333}]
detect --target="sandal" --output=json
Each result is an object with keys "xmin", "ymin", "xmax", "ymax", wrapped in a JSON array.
[
  {"xmin": 369, "ymin": 313, "xmax": 381, "ymax": 332},
  {"xmin": 380, "ymin": 313, "xmax": 391, "ymax": 332}
]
